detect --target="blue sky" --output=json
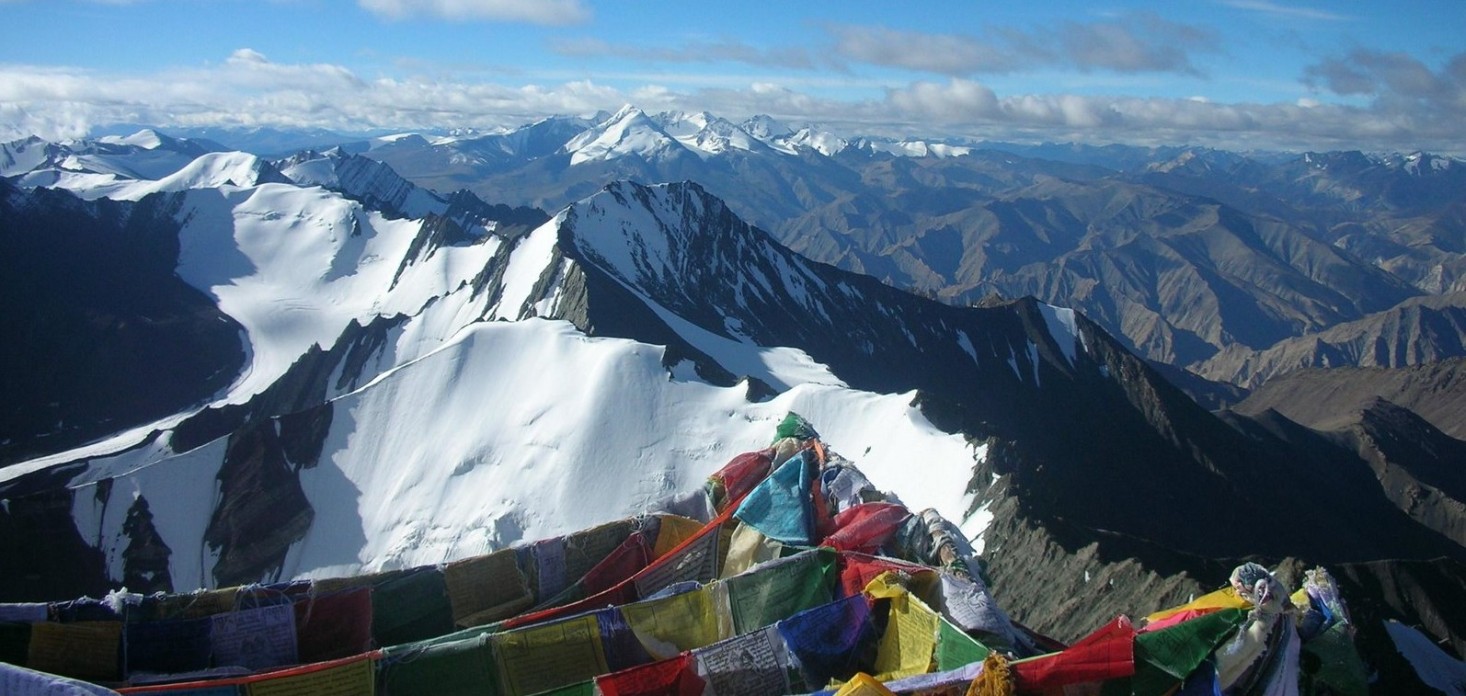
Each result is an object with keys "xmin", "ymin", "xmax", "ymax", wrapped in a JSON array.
[{"xmin": 1, "ymin": 0, "xmax": 1463, "ymax": 152}]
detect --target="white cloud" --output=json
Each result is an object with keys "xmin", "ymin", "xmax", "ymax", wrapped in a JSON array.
[
  {"xmin": 357, "ymin": 0, "xmax": 589, "ymax": 24},
  {"xmin": 888, "ymin": 79, "xmax": 1000, "ymax": 121},
  {"xmin": 2, "ymin": 50, "xmax": 1463, "ymax": 155}
]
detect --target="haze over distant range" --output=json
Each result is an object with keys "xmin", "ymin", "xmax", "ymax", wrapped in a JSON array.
[{"xmin": 1, "ymin": 0, "xmax": 1462, "ymax": 154}]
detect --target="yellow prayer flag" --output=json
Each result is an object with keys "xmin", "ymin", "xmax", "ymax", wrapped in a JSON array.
[
  {"xmin": 1146, "ymin": 586, "xmax": 1251, "ymax": 624},
  {"xmin": 26, "ymin": 620, "xmax": 122, "ymax": 682},
  {"xmin": 245, "ymin": 654, "xmax": 377, "ymax": 696},
  {"xmin": 654, "ymin": 515, "xmax": 706, "ymax": 559},
  {"xmin": 834, "ymin": 672, "xmax": 899, "ymax": 695},
  {"xmin": 865, "ymin": 572, "xmax": 940, "ymax": 680},
  {"xmin": 493, "ymin": 614, "xmax": 609, "ymax": 696},
  {"xmin": 621, "ymin": 585, "xmax": 728, "ymax": 660}
]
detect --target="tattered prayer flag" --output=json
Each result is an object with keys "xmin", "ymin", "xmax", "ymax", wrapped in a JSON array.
[
  {"xmin": 734, "ymin": 451, "xmax": 815, "ymax": 546},
  {"xmin": 692, "ymin": 624, "xmax": 793, "ymax": 695},
  {"xmin": 1302, "ymin": 621, "xmax": 1369, "ymax": 696},
  {"xmin": 875, "ymin": 660, "xmax": 984, "ymax": 695},
  {"xmin": 778, "ymin": 595, "xmax": 878, "ymax": 688},
  {"xmin": 562, "ymin": 519, "xmax": 640, "ymax": 583},
  {"xmin": 653, "ymin": 516, "xmax": 705, "ymax": 559},
  {"xmin": 1130, "ymin": 607, "xmax": 1245, "ymax": 695},
  {"xmin": 293, "ymin": 587, "xmax": 373, "ymax": 664},
  {"xmin": 634, "ymin": 525, "xmax": 722, "ymax": 599},
  {"xmin": 1146, "ymin": 586, "xmax": 1250, "ymax": 624},
  {"xmin": 27, "ymin": 620, "xmax": 122, "ymax": 682},
  {"xmin": 596, "ymin": 607, "xmax": 656, "ymax": 672},
  {"xmin": 864, "ymin": 573, "xmax": 939, "ymax": 680},
  {"xmin": 595, "ymin": 653, "xmax": 706, "ymax": 696},
  {"xmin": 935, "ymin": 617, "xmax": 989, "ymax": 671},
  {"xmin": 937, "ymin": 572, "xmax": 1021, "ymax": 650},
  {"xmin": 155, "ymin": 588, "xmax": 239, "ymax": 621},
  {"xmin": 584, "ymin": 532, "xmax": 654, "ymax": 596},
  {"xmin": 709, "ymin": 449, "xmax": 774, "ymax": 509},
  {"xmin": 621, "ymin": 585, "xmax": 728, "ymax": 661},
  {"xmin": 126, "ymin": 615, "xmax": 214, "ymax": 675},
  {"xmin": 493, "ymin": 614, "xmax": 609, "ymax": 696},
  {"xmin": 773, "ymin": 412, "xmax": 820, "ymax": 443},
  {"xmin": 1141, "ymin": 607, "xmax": 1224, "ymax": 633},
  {"xmin": 210, "ymin": 603, "xmax": 297, "ymax": 672},
  {"xmin": 1012, "ymin": 615, "xmax": 1136, "ymax": 692},
  {"xmin": 720, "ymin": 522, "xmax": 784, "ymax": 579},
  {"xmin": 371, "ymin": 566, "xmax": 453, "ymax": 647},
  {"xmin": 444, "ymin": 549, "xmax": 534, "ymax": 628},
  {"xmin": 243, "ymin": 653, "xmax": 377, "ymax": 696},
  {"xmin": 377, "ymin": 633, "xmax": 499, "ymax": 696},
  {"xmin": 534, "ymin": 537, "xmax": 569, "ymax": 600},
  {"xmin": 725, "ymin": 547, "xmax": 836, "ymax": 635},
  {"xmin": 823, "ymin": 503, "xmax": 911, "ymax": 555},
  {"xmin": 832, "ymin": 672, "xmax": 897, "ymax": 696},
  {"xmin": 838, "ymin": 554, "xmax": 932, "ymax": 600}
]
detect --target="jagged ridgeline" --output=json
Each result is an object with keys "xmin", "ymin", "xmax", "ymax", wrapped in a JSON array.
[
  {"xmin": 0, "ymin": 416, "xmax": 1380, "ymax": 694},
  {"xmin": 2, "ymin": 136, "xmax": 1464, "ymax": 692}
]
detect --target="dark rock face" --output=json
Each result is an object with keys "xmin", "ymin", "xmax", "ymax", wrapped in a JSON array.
[
  {"xmin": 121, "ymin": 495, "xmax": 174, "ymax": 595},
  {"xmin": 0, "ymin": 182, "xmax": 247, "ymax": 466},
  {"xmin": 204, "ymin": 403, "xmax": 333, "ymax": 588},
  {"xmin": 0, "ymin": 464, "xmax": 109, "ymax": 601}
]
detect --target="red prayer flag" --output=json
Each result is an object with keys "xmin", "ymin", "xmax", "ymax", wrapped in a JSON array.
[
  {"xmin": 1012, "ymin": 615, "xmax": 1136, "ymax": 693},
  {"xmin": 596, "ymin": 653, "xmax": 707, "ymax": 696}
]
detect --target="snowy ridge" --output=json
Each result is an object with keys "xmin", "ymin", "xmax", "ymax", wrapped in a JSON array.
[
  {"xmin": 2, "ymin": 128, "xmax": 222, "ymax": 181},
  {"xmin": 64, "ymin": 318, "xmax": 981, "ymax": 588},
  {"xmin": 25, "ymin": 151, "xmax": 287, "ymax": 201},
  {"xmin": 280, "ymin": 150, "xmax": 444, "ymax": 219},
  {"xmin": 3, "ymin": 172, "xmax": 510, "ymax": 478},
  {"xmin": 4, "ymin": 172, "xmax": 1003, "ymax": 592},
  {"xmin": 564, "ymin": 181, "xmax": 843, "ymax": 329},
  {"xmin": 657, "ymin": 111, "xmax": 767, "ymax": 156}
]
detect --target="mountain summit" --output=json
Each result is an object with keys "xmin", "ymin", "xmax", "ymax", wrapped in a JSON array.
[{"xmin": 2, "ymin": 153, "xmax": 1464, "ymax": 674}]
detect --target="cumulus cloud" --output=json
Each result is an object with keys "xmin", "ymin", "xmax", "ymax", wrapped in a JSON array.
[
  {"xmin": 887, "ymin": 79, "xmax": 1000, "ymax": 121},
  {"xmin": 357, "ymin": 0, "xmax": 589, "ymax": 24},
  {"xmin": 1302, "ymin": 50, "xmax": 1466, "ymax": 142},
  {"xmin": 2, "ymin": 49, "xmax": 1463, "ymax": 154}
]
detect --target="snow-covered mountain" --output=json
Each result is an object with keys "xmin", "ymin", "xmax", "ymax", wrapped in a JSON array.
[
  {"xmin": 1, "ymin": 129, "xmax": 225, "ymax": 184},
  {"xmin": 1, "ymin": 163, "xmax": 1014, "ymax": 598},
  {"xmin": 4, "ymin": 148, "xmax": 1466, "ymax": 667}
]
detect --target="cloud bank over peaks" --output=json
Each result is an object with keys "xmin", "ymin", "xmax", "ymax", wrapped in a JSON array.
[{"xmin": 3, "ymin": 45, "xmax": 1465, "ymax": 155}]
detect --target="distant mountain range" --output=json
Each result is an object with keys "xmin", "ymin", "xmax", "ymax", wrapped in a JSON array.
[
  {"xmin": 307, "ymin": 107, "xmax": 1466, "ymax": 377},
  {"xmin": 3, "ymin": 137, "xmax": 1465, "ymax": 683}
]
